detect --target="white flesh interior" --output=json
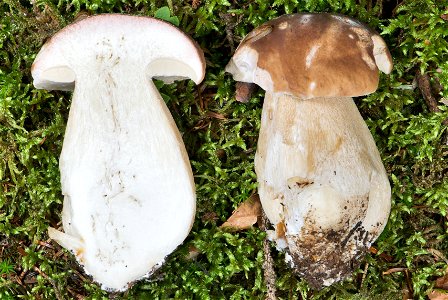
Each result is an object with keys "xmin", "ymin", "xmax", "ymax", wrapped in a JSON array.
[
  {"xmin": 50, "ymin": 67, "xmax": 195, "ymax": 291},
  {"xmin": 32, "ymin": 16, "xmax": 203, "ymax": 291}
]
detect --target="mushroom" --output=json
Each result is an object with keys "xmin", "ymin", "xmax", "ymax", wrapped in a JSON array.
[
  {"xmin": 32, "ymin": 14, "xmax": 205, "ymax": 291},
  {"xmin": 225, "ymin": 13, "xmax": 392, "ymax": 288}
]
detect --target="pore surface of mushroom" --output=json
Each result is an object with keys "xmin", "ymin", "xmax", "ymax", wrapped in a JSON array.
[
  {"xmin": 32, "ymin": 14, "xmax": 205, "ymax": 291},
  {"xmin": 226, "ymin": 13, "xmax": 392, "ymax": 288}
]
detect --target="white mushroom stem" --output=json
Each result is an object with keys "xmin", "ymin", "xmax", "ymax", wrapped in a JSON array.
[
  {"xmin": 52, "ymin": 62, "xmax": 196, "ymax": 291},
  {"xmin": 255, "ymin": 93, "xmax": 391, "ymax": 287}
]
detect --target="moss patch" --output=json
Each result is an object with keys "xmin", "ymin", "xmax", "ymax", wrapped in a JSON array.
[{"xmin": 0, "ymin": 0, "xmax": 447, "ymax": 299}]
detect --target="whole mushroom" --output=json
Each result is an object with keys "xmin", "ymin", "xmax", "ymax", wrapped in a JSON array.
[
  {"xmin": 32, "ymin": 14, "xmax": 205, "ymax": 291},
  {"xmin": 226, "ymin": 13, "xmax": 392, "ymax": 288}
]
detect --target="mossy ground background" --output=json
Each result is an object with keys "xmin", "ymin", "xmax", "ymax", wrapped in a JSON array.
[{"xmin": 0, "ymin": 0, "xmax": 447, "ymax": 299}]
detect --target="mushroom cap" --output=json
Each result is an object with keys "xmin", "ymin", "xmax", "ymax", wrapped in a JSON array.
[
  {"xmin": 32, "ymin": 14, "xmax": 205, "ymax": 91},
  {"xmin": 225, "ymin": 13, "xmax": 392, "ymax": 99}
]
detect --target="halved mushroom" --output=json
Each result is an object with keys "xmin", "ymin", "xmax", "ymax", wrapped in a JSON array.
[
  {"xmin": 226, "ymin": 13, "xmax": 392, "ymax": 288},
  {"xmin": 32, "ymin": 14, "xmax": 205, "ymax": 291}
]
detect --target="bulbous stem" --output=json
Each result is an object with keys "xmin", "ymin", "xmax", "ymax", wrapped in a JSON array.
[{"xmin": 255, "ymin": 92, "xmax": 391, "ymax": 288}]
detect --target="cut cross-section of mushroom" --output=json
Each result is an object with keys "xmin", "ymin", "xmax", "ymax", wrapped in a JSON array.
[
  {"xmin": 32, "ymin": 14, "xmax": 205, "ymax": 291},
  {"xmin": 226, "ymin": 13, "xmax": 392, "ymax": 289}
]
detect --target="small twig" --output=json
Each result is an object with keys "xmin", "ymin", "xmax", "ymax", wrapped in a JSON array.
[
  {"xmin": 15, "ymin": 271, "xmax": 25, "ymax": 287},
  {"xmin": 54, "ymin": 249, "xmax": 65, "ymax": 258},
  {"xmin": 205, "ymin": 111, "xmax": 227, "ymax": 120},
  {"xmin": 416, "ymin": 71, "xmax": 448, "ymax": 125},
  {"xmin": 37, "ymin": 240, "xmax": 54, "ymax": 249},
  {"xmin": 18, "ymin": 270, "xmax": 27, "ymax": 282},
  {"xmin": 192, "ymin": 119, "xmax": 211, "ymax": 131},
  {"xmin": 197, "ymin": 84, "xmax": 205, "ymax": 111},
  {"xmin": 71, "ymin": 267, "xmax": 89, "ymax": 283},
  {"xmin": 392, "ymin": 1, "xmax": 406, "ymax": 16},
  {"xmin": 360, "ymin": 262, "xmax": 369, "ymax": 287},
  {"xmin": 416, "ymin": 71, "xmax": 441, "ymax": 113},
  {"xmin": 260, "ymin": 212, "xmax": 277, "ymax": 300},
  {"xmin": 404, "ymin": 269, "xmax": 414, "ymax": 297},
  {"xmin": 382, "ymin": 267, "xmax": 407, "ymax": 275},
  {"xmin": 416, "ymin": 71, "xmax": 448, "ymax": 145},
  {"xmin": 67, "ymin": 286, "xmax": 85, "ymax": 300}
]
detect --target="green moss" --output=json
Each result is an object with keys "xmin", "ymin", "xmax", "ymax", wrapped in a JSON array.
[{"xmin": 0, "ymin": 0, "xmax": 447, "ymax": 299}]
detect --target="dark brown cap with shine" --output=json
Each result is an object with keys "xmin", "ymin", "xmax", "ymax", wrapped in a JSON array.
[{"xmin": 231, "ymin": 13, "xmax": 392, "ymax": 98}]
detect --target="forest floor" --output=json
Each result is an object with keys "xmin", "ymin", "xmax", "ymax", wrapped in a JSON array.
[{"xmin": 0, "ymin": 0, "xmax": 447, "ymax": 299}]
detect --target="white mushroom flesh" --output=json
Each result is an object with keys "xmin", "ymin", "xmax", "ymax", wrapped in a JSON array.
[{"xmin": 32, "ymin": 15, "xmax": 204, "ymax": 291}]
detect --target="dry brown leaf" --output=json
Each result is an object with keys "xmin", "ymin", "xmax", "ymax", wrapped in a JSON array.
[
  {"xmin": 186, "ymin": 195, "xmax": 262, "ymax": 261},
  {"xmin": 186, "ymin": 245, "xmax": 201, "ymax": 260},
  {"xmin": 428, "ymin": 290, "xmax": 448, "ymax": 300},
  {"xmin": 369, "ymin": 246, "xmax": 394, "ymax": 262},
  {"xmin": 436, "ymin": 273, "xmax": 448, "ymax": 290},
  {"xmin": 427, "ymin": 271, "xmax": 448, "ymax": 300},
  {"xmin": 221, "ymin": 194, "xmax": 262, "ymax": 231}
]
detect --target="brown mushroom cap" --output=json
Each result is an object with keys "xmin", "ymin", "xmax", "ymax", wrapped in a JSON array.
[{"xmin": 226, "ymin": 13, "xmax": 393, "ymax": 99}]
